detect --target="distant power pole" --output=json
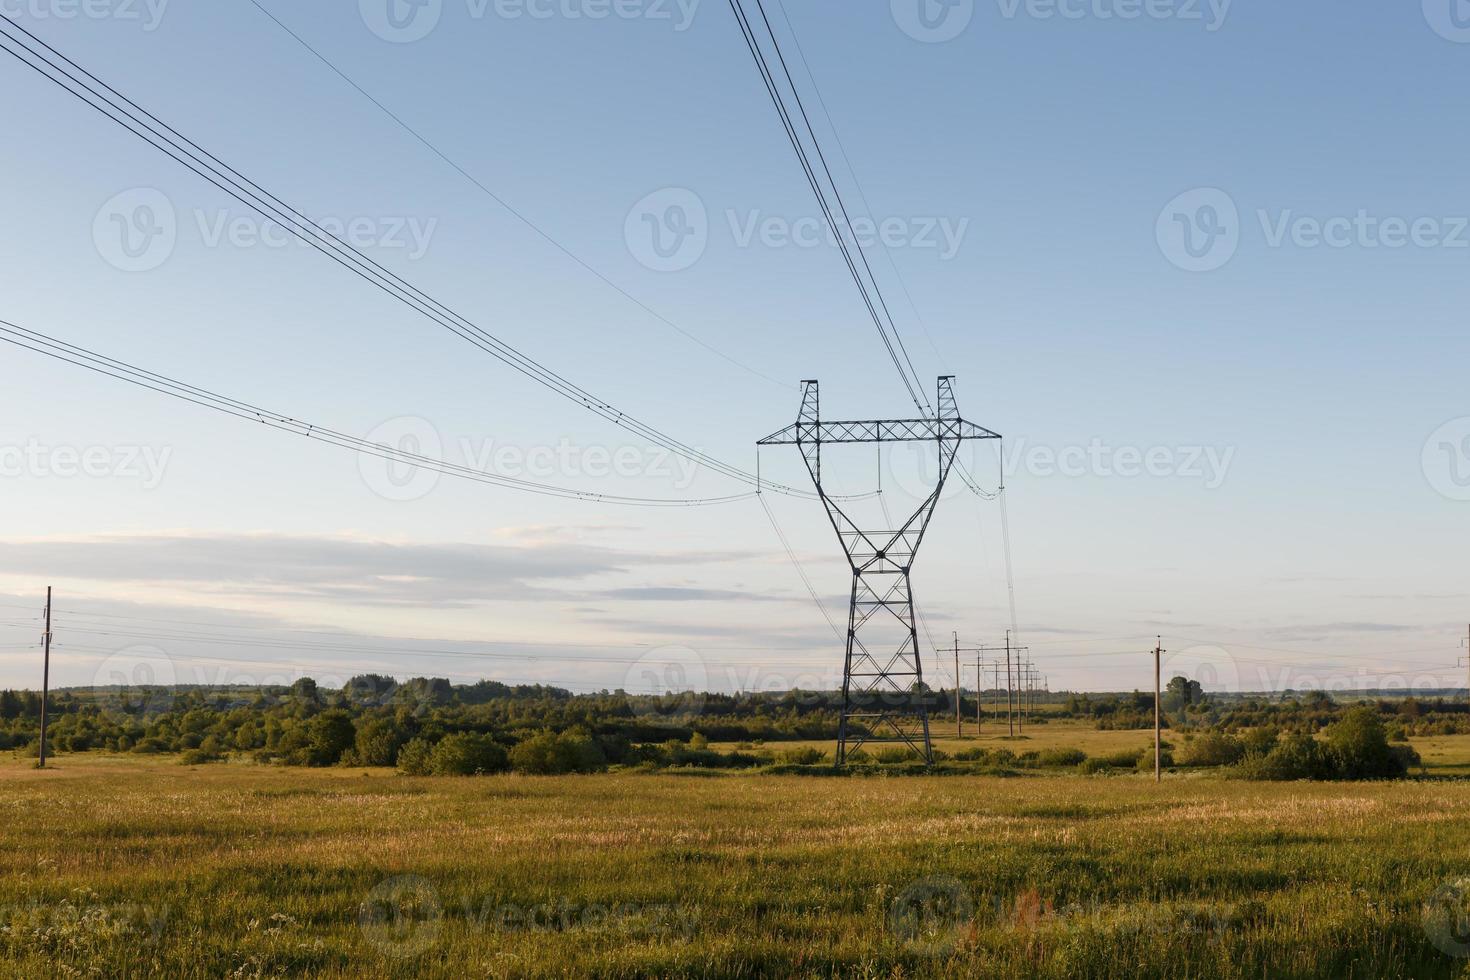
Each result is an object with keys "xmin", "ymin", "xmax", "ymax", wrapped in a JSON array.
[
  {"xmin": 975, "ymin": 657, "xmax": 984, "ymax": 729},
  {"xmin": 1153, "ymin": 636, "xmax": 1165, "ymax": 784},
  {"xmin": 39, "ymin": 587, "xmax": 52, "ymax": 769},
  {"xmin": 1458, "ymin": 625, "xmax": 1469, "ymax": 703},
  {"xmin": 953, "ymin": 632, "xmax": 962, "ymax": 738},
  {"xmin": 1005, "ymin": 631, "xmax": 1015, "ymax": 738}
]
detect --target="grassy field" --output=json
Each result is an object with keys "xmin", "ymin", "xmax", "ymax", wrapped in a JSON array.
[{"xmin": 5, "ymin": 756, "xmax": 1470, "ymax": 978}]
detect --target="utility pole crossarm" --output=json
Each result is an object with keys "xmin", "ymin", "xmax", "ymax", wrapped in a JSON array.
[{"xmin": 758, "ymin": 418, "xmax": 1002, "ymax": 446}]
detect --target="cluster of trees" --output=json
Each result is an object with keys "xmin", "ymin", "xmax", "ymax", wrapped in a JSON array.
[
  {"xmin": 0, "ymin": 675, "xmax": 866, "ymax": 774},
  {"xmin": 1171, "ymin": 705, "xmax": 1420, "ymax": 779}
]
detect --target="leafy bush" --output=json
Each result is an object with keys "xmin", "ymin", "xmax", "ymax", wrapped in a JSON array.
[
  {"xmin": 1077, "ymin": 758, "xmax": 1112, "ymax": 775},
  {"xmin": 777, "ymin": 746, "xmax": 826, "ymax": 765},
  {"xmin": 429, "ymin": 732, "xmax": 510, "ymax": 776},
  {"xmin": 1098, "ymin": 748, "xmax": 1147, "ymax": 768},
  {"xmin": 1036, "ymin": 747, "xmax": 1087, "ymax": 768},
  {"xmin": 1234, "ymin": 733, "xmax": 1332, "ymax": 781},
  {"xmin": 1324, "ymin": 706, "xmax": 1408, "ymax": 779},
  {"xmin": 509, "ymin": 730, "xmax": 606, "ymax": 775},
  {"xmin": 353, "ymin": 717, "xmax": 407, "ymax": 768},
  {"xmin": 1176, "ymin": 733, "xmax": 1245, "ymax": 768},
  {"xmin": 396, "ymin": 737, "xmax": 433, "ymax": 776},
  {"xmin": 1241, "ymin": 727, "xmax": 1279, "ymax": 758}
]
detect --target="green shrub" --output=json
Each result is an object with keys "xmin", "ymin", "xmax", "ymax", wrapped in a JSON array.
[
  {"xmin": 1077, "ymin": 758, "xmax": 1112, "ymax": 775},
  {"xmin": 510, "ymin": 730, "xmax": 606, "ymax": 775},
  {"xmin": 1175, "ymin": 733, "xmax": 1245, "ymax": 768},
  {"xmin": 1036, "ymin": 747, "xmax": 1087, "ymax": 768},
  {"xmin": 429, "ymin": 732, "xmax": 509, "ymax": 776},
  {"xmin": 396, "ymin": 737, "xmax": 433, "ymax": 776},
  {"xmin": 777, "ymin": 746, "xmax": 826, "ymax": 765},
  {"xmin": 1241, "ymin": 727, "xmax": 1279, "ymax": 758},
  {"xmin": 1234, "ymin": 733, "xmax": 1330, "ymax": 781},
  {"xmin": 1098, "ymin": 747, "xmax": 1147, "ymax": 768},
  {"xmin": 1324, "ymin": 706, "xmax": 1407, "ymax": 779}
]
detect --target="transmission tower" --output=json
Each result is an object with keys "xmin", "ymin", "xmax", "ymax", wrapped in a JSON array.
[{"xmin": 758, "ymin": 377, "xmax": 1001, "ymax": 765}]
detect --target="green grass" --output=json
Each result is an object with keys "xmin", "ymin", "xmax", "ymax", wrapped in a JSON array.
[{"xmin": 4, "ymin": 755, "xmax": 1470, "ymax": 978}]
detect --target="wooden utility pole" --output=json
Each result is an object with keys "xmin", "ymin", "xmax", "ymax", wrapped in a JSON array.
[
  {"xmin": 1005, "ymin": 631, "xmax": 1014, "ymax": 738},
  {"xmin": 975, "ymin": 657, "xmax": 984, "ymax": 729},
  {"xmin": 39, "ymin": 587, "xmax": 51, "ymax": 769},
  {"xmin": 1153, "ymin": 636, "xmax": 1164, "ymax": 784},
  {"xmin": 1461, "ymin": 625, "xmax": 1469, "ymax": 701},
  {"xmin": 953, "ymin": 632, "xmax": 962, "ymax": 738}
]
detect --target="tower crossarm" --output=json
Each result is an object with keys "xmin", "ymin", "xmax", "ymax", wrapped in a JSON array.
[{"xmin": 757, "ymin": 418, "xmax": 1001, "ymax": 445}]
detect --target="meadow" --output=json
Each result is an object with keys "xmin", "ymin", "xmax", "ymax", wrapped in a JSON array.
[{"xmin": 5, "ymin": 753, "xmax": 1470, "ymax": 978}]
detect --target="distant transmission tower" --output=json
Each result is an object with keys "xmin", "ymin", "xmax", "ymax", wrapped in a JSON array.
[{"xmin": 758, "ymin": 377, "xmax": 1001, "ymax": 765}]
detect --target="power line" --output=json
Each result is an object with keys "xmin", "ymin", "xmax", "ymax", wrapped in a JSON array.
[
  {"xmin": 725, "ymin": 0, "xmax": 926, "ymax": 412},
  {"xmin": 243, "ymin": 0, "xmax": 790, "ymax": 392},
  {"xmin": 0, "ymin": 17, "xmax": 819, "ymax": 501},
  {"xmin": 0, "ymin": 318, "xmax": 757, "ymax": 508}
]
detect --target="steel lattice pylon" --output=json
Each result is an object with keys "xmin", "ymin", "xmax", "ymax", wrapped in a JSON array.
[{"xmin": 759, "ymin": 377, "xmax": 1001, "ymax": 765}]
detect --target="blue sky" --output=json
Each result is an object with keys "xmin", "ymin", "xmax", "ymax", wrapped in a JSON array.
[{"xmin": 0, "ymin": 0, "xmax": 1467, "ymax": 696}]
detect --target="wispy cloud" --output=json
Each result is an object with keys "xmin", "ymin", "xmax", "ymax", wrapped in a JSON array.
[{"xmin": 0, "ymin": 533, "xmax": 757, "ymax": 608}]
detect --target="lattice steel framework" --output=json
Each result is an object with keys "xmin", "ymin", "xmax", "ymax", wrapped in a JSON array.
[{"xmin": 759, "ymin": 377, "xmax": 1001, "ymax": 765}]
